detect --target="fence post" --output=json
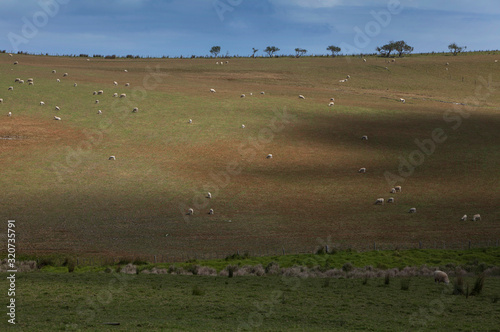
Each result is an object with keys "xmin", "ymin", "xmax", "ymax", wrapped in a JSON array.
[
  {"xmin": 374, "ymin": 243, "xmax": 376, "ymax": 250},
  {"xmin": 325, "ymin": 245, "xmax": 329, "ymax": 253},
  {"xmin": 282, "ymin": 247, "xmax": 285, "ymax": 255},
  {"xmin": 419, "ymin": 241, "xmax": 422, "ymax": 249}
]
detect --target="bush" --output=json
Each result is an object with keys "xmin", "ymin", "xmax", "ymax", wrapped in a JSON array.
[
  {"xmin": 470, "ymin": 274, "xmax": 485, "ymax": 296},
  {"xmin": 342, "ymin": 262, "xmax": 354, "ymax": 273},
  {"xmin": 63, "ymin": 257, "xmax": 76, "ymax": 273}
]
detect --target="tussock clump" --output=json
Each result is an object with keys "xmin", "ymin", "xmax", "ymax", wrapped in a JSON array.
[
  {"xmin": 196, "ymin": 266, "xmax": 217, "ymax": 276},
  {"xmin": 0, "ymin": 260, "xmax": 37, "ymax": 272},
  {"xmin": 324, "ymin": 268, "xmax": 345, "ymax": 278},
  {"xmin": 120, "ymin": 263, "xmax": 137, "ymax": 274},
  {"xmin": 265, "ymin": 262, "xmax": 280, "ymax": 275},
  {"xmin": 342, "ymin": 262, "xmax": 354, "ymax": 273},
  {"xmin": 141, "ymin": 269, "xmax": 151, "ymax": 274},
  {"xmin": 150, "ymin": 267, "xmax": 168, "ymax": 274},
  {"xmin": 281, "ymin": 266, "xmax": 310, "ymax": 278},
  {"xmin": 483, "ymin": 266, "xmax": 500, "ymax": 277}
]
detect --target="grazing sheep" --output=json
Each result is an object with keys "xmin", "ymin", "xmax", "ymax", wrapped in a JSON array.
[
  {"xmin": 95, "ymin": 100, "xmax": 99, "ymax": 104},
  {"xmin": 18, "ymin": 80, "xmax": 24, "ymax": 84},
  {"xmin": 113, "ymin": 81, "xmax": 118, "ymax": 86},
  {"xmin": 113, "ymin": 93, "xmax": 118, "ymax": 97},
  {"xmin": 8, "ymin": 112, "xmax": 12, "ymax": 117},
  {"xmin": 226, "ymin": 61, "xmax": 229, "ymax": 64},
  {"xmin": 346, "ymin": 75, "xmax": 351, "ymax": 79},
  {"xmin": 97, "ymin": 110, "xmax": 102, "ymax": 115},
  {"xmin": 188, "ymin": 119, "xmax": 193, "ymax": 124},
  {"xmin": 54, "ymin": 116, "xmax": 61, "ymax": 121},
  {"xmin": 0, "ymin": 98, "xmax": 3, "ymax": 103},
  {"xmin": 52, "ymin": 70, "xmax": 56, "ymax": 73},
  {"xmin": 339, "ymin": 79, "xmax": 347, "ymax": 83},
  {"xmin": 330, "ymin": 98, "xmax": 335, "ymax": 101},
  {"xmin": 210, "ymin": 88, "xmax": 216, "ymax": 93},
  {"xmin": 56, "ymin": 79, "xmax": 60, "ymax": 82},
  {"xmin": 8, "ymin": 86, "xmax": 13, "ymax": 91},
  {"xmin": 266, "ymin": 154, "xmax": 273, "ymax": 159},
  {"xmin": 385, "ymin": 67, "xmax": 389, "ymax": 70},
  {"xmin": 363, "ymin": 58, "xmax": 367, "ymax": 62},
  {"xmin": 409, "ymin": 208, "xmax": 416, "ymax": 213},
  {"xmin": 395, "ymin": 186, "xmax": 402, "ymax": 192},
  {"xmin": 390, "ymin": 188, "xmax": 396, "ymax": 193},
  {"xmin": 120, "ymin": 94, "xmax": 126, "ymax": 98},
  {"xmin": 125, "ymin": 83, "xmax": 130, "ymax": 87},
  {"xmin": 260, "ymin": 91, "xmax": 265, "ymax": 95},
  {"xmin": 14, "ymin": 78, "xmax": 20, "ymax": 82},
  {"xmin": 391, "ymin": 59, "xmax": 396, "ymax": 62},
  {"xmin": 93, "ymin": 91, "xmax": 97, "ymax": 95},
  {"xmin": 55, "ymin": 106, "xmax": 60, "ymax": 111},
  {"xmin": 216, "ymin": 62, "xmax": 219, "ymax": 65},
  {"xmin": 206, "ymin": 192, "xmax": 212, "ymax": 199},
  {"xmin": 240, "ymin": 94, "xmax": 246, "ymax": 98},
  {"xmin": 29, "ymin": 81, "xmax": 34, "ymax": 85},
  {"xmin": 109, "ymin": 156, "xmax": 116, "ymax": 160},
  {"xmin": 27, "ymin": 78, "xmax": 33, "ymax": 83},
  {"xmin": 132, "ymin": 107, "xmax": 138, "ymax": 113},
  {"xmin": 495, "ymin": 60, "xmax": 498, "ymax": 63},
  {"xmin": 434, "ymin": 270, "xmax": 449, "ymax": 284},
  {"xmin": 187, "ymin": 208, "xmax": 194, "ymax": 215},
  {"xmin": 63, "ymin": 73, "xmax": 68, "ymax": 77},
  {"xmin": 124, "ymin": 69, "xmax": 128, "ymax": 72},
  {"xmin": 329, "ymin": 102, "xmax": 335, "ymax": 107},
  {"xmin": 460, "ymin": 214, "xmax": 467, "ymax": 221},
  {"xmin": 446, "ymin": 62, "xmax": 449, "ymax": 66},
  {"xmin": 387, "ymin": 197, "xmax": 394, "ymax": 203},
  {"xmin": 400, "ymin": 98, "xmax": 406, "ymax": 103},
  {"xmin": 8, "ymin": 53, "xmax": 12, "ymax": 57},
  {"xmin": 74, "ymin": 83, "xmax": 77, "ymax": 87},
  {"xmin": 358, "ymin": 168, "xmax": 366, "ymax": 173},
  {"xmin": 40, "ymin": 101, "xmax": 45, "ymax": 106},
  {"xmin": 241, "ymin": 124, "xmax": 245, "ymax": 128},
  {"xmin": 473, "ymin": 214, "xmax": 481, "ymax": 221},
  {"xmin": 375, "ymin": 198, "xmax": 385, "ymax": 205},
  {"xmin": 361, "ymin": 135, "xmax": 368, "ymax": 140},
  {"xmin": 14, "ymin": 61, "xmax": 18, "ymax": 65},
  {"xmin": 299, "ymin": 95, "xmax": 305, "ymax": 99},
  {"xmin": 97, "ymin": 90, "xmax": 104, "ymax": 95},
  {"xmin": 209, "ymin": 209, "xmax": 214, "ymax": 215}
]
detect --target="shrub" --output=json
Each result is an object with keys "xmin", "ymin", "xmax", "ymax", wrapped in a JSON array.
[
  {"xmin": 342, "ymin": 262, "xmax": 354, "ymax": 273},
  {"xmin": 265, "ymin": 262, "xmax": 280, "ymax": 275},
  {"xmin": 469, "ymin": 274, "xmax": 485, "ymax": 296}
]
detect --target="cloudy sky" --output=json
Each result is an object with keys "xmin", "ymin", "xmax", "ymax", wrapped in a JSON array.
[{"xmin": 0, "ymin": 0, "xmax": 499, "ymax": 57}]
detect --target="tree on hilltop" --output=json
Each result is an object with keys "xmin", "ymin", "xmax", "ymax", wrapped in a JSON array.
[
  {"xmin": 326, "ymin": 45, "xmax": 341, "ymax": 57},
  {"xmin": 393, "ymin": 40, "xmax": 414, "ymax": 57},
  {"xmin": 252, "ymin": 48, "xmax": 259, "ymax": 58},
  {"xmin": 448, "ymin": 43, "xmax": 466, "ymax": 56},
  {"xmin": 210, "ymin": 46, "xmax": 221, "ymax": 57},
  {"xmin": 264, "ymin": 46, "xmax": 280, "ymax": 57},
  {"xmin": 295, "ymin": 48, "xmax": 307, "ymax": 57}
]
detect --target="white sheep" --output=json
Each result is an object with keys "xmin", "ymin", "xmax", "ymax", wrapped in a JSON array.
[
  {"xmin": 299, "ymin": 95, "xmax": 305, "ymax": 99},
  {"xmin": 18, "ymin": 80, "xmax": 24, "ymax": 84},
  {"xmin": 391, "ymin": 59, "xmax": 396, "ymax": 63},
  {"xmin": 8, "ymin": 53, "xmax": 12, "ymax": 57},
  {"xmin": 120, "ymin": 94, "xmax": 126, "ymax": 98},
  {"xmin": 375, "ymin": 198, "xmax": 385, "ymax": 205},
  {"xmin": 188, "ymin": 119, "xmax": 192, "ymax": 124},
  {"xmin": 446, "ymin": 62, "xmax": 449, "ymax": 66},
  {"xmin": 460, "ymin": 214, "xmax": 467, "ymax": 221},
  {"xmin": 55, "ymin": 106, "xmax": 60, "ymax": 111},
  {"xmin": 97, "ymin": 110, "xmax": 102, "ymax": 115},
  {"xmin": 63, "ymin": 73, "xmax": 68, "ymax": 77},
  {"xmin": 124, "ymin": 69, "xmax": 128, "ymax": 72},
  {"xmin": 400, "ymin": 98, "xmax": 406, "ymax": 103},
  {"xmin": 29, "ymin": 81, "xmax": 34, "ymax": 85},
  {"xmin": 390, "ymin": 188, "xmax": 396, "ymax": 193},
  {"xmin": 241, "ymin": 124, "xmax": 245, "ymax": 128},
  {"xmin": 210, "ymin": 88, "xmax": 216, "ymax": 93},
  {"xmin": 339, "ymin": 79, "xmax": 347, "ymax": 83},
  {"xmin": 95, "ymin": 100, "xmax": 99, "ymax": 104},
  {"xmin": 409, "ymin": 208, "xmax": 416, "ymax": 213},
  {"xmin": 363, "ymin": 58, "xmax": 367, "ymax": 62},
  {"xmin": 93, "ymin": 91, "xmax": 97, "ymax": 95},
  {"xmin": 54, "ymin": 116, "xmax": 61, "ymax": 121},
  {"xmin": 209, "ymin": 209, "xmax": 214, "ymax": 215},
  {"xmin": 346, "ymin": 75, "xmax": 351, "ymax": 79},
  {"xmin": 387, "ymin": 197, "xmax": 394, "ymax": 203},
  {"xmin": 395, "ymin": 186, "xmax": 402, "ymax": 192},
  {"xmin": 216, "ymin": 62, "xmax": 219, "ymax": 65},
  {"xmin": 97, "ymin": 90, "xmax": 104, "ymax": 95},
  {"xmin": 358, "ymin": 168, "xmax": 366, "ymax": 173},
  {"xmin": 206, "ymin": 192, "xmax": 212, "ymax": 199},
  {"xmin": 113, "ymin": 81, "xmax": 118, "ymax": 86},
  {"xmin": 14, "ymin": 61, "xmax": 18, "ymax": 65},
  {"xmin": 260, "ymin": 91, "xmax": 265, "ymax": 95},
  {"xmin": 113, "ymin": 93, "xmax": 118, "ymax": 97},
  {"xmin": 329, "ymin": 102, "xmax": 335, "ymax": 107},
  {"xmin": 40, "ymin": 101, "xmax": 45, "ymax": 106},
  {"xmin": 125, "ymin": 83, "xmax": 130, "ymax": 87},
  {"xmin": 0, "ymin": 98, "xmax": 3, "ymax": 103},
  {"xmin": 240, "ymin": 94, "xmax": 246, "ymax": 98},
  {"xmin": 74, "ymin": 83, "xmax": 77, "ymax": 87},
  {"xmin": 132, "ymin": 107, "xmax": 138, "ymax": 113},
  {"xmin": 472, "ymin": 214, "xmax": 481, "ymax": 221},
  {"xmin": 27, "ymin": 78, "xmax": 33, "ymax": 83},
  {"xmin": 266, "ymin": 154, "xmax": 273, "ymax": 159},
  {"xmin": 250, "ymin": 93, "xmax": 253, "ymax": 96},
  {"xmin": 330, "ymin": 98, "xmax": 335, "ymax": 101},
  {"xmin": 109, "ymin": 156, "xmax": 116, "ymax": 160},
  {"xmin": 14, "ymin": 78, "xmax": 20, "ymax": 82},
  {"xmin": 8, "ymin": 112, "xmax": 12, "ymax": 117},
  {"xmin": 56, "ymin": 79, "xmax": 60, "ymax": 82},
  {"xmin": 434, "ymin": 270, "xmax": 449, "ymax": 284},
  {"xmin": 495, "ymin": 60, "xmax": 498, "ymax": 63},
  {"xmin": 52, "ymin": 70, "xmax": 56, "ymax": 73},
  {"xmin": 8, "ymin": 86, "xmax": 13, "ymax": 91},
  {"xmin": 187, "ymin": 208, "xmax": 194, "ymax": 215},
  {"xmin": 226, "ymin": 61, "xmax": 228, "ymax": 64},
  {"xmin": 361, "ymin": 135, "xmax": 368, "ymax": 140}
]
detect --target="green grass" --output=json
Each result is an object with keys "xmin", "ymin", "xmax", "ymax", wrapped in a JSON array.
[{"xmin": 1, "ymin": 272, "xmax": 499, "ymax": 331}]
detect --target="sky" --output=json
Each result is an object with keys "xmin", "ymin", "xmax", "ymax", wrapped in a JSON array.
[{"xmin": 0, "ymin": 0, "xmax": 499, "ymax": 57}]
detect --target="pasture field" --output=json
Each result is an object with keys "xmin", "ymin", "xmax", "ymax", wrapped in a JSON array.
[
  {"xmin": 0, "ymin": 52, "xmax": 499, "ymax": 259},
  {"xmin": 1, "ymin": 271, "xmax": 499, "ymax": 331}
]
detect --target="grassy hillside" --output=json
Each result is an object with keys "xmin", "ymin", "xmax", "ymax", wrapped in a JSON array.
[{"xmin": 0, "ymin": 53, "xmax": 499, "ymax": 258}]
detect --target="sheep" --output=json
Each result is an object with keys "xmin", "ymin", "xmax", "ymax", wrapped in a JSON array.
[
  {"xmin": 7, "ymin": 112, "xmax": 12, "ymax": 117},
  {"xmin": 56, "ymin": 79, "xmax": 60, "ymax": 82},
  {"xmin": 109, "ymin": 156, "xmax": 116, "ymax": 160},
  {"xmin": 339, "ymin": 79, "xmax": 347, "ymax": 83},
  {"xmin": 0, "ymin": 98, "xmax": 3, "ymax": 103},
  {"xmin": 240, "ymin": 94, "xmax": 246, "ymax": 98},
  {"xmin": 14, "ymin": 78, "xmax": 20, "ymax": 82},
  {"xmin": 216, "ymin": 62, "xmax": 219, "ymax": 65},
  {"xmin": 63, "ymin": 73, "xmax": 68, "ymax": 77},
  {"xmin": 27, "ymin": 78, "xmax": 34, "ymax": 83},
  {"xmin": 361, "ymin": 135, "xmax": 368, "ymax": 140},
  {"xmin": 434, "ymin": 270, "xmax": 449, "ymax": 284},
  {"xmin": 358, "ymin": 168, "xmax": 366, "ymax": 173},
  {"xmin": 387, "ymin": 197, "xmax": 394, "ymax": 203},
  {"xmin": 97, "ymin": 90, "xmax": 104, "ymax": 95},
  {"xmin": 250, "ymin": 93, "xmax": 253, "ymax": 96},
  {"xmin": 8, "ymin": 53, "xmax": 12, "ymax": 57},
  {"xmin": 346, "ymin": 75, "xmax": 351, "ymax": 79},
  {"xmin": 113, "ymin": 81, "xmax": 118, "ymax": 86},
  {"xmin": 74, "ymin": 83, "xmax": 77, "ymax": 87},
  {"xmin": 95, "ymin": 100, "xmax": 99, "ymax": 104},
  {"xmin": 120, "ymin": 94, "xmax": 126, "ymax": 98},
  {"xmin": 97, "ymin": 110, "xmax": 102, "ymax": 115},
  {"xmin": 400, "ymin": 98, "xmax": 406, "ymax": 103},
  {"xmin": 241, "ymin": 124, "xmax": 245, "ymax": 128},
  {"xmin": 187, "ymin": 208, "xmax": 194, "ymax": 215},
  {"xmin": 55, "ymin": 106, "xmax": 60, "ymax": 111},
  {"xmin": 14, "ymin": 61, "xmax": 18, "ymax": 65},
  {"xmin": 124, "ymin": 69, "xmax": 128, "ymax": 72},
  {"xmin": 363, "ymin": 58, "xmax": 367, "ymax": 62},
  {"xmin": 52, "ymin": 70, "xmax": 56, "ymax": 73},
  {"xmin": 385, "ymin": 67, "xmax": 389, "ymax": 70},
  {"xmin": 298, "ymin": 95, "xmax": 305, "ymax": 99},
  {"xmin": 188, "ymin": 119, "xmax": 193, "ymax": 124},
  {"xmin": 409, "ymin": 208, "xmax": 416, "ymax": 213},
  {"xmin": 54, "ymin": 116, "xmax": 61, "ymax": 121},
  {"xmin": 132, "ymin": 107, "xmax": 138, "ymax": 113},
  {"xmin": 375, "ymin": 198, "xmax": 385, "ymax": 205},
  {"xmin": 210, "ymin": 88, "xmax": 216, "ymax": 93},
  {"xmin": 329, "ymin": 102, "xmax": 335, "ymax": 107},
  {"xmin": 226, "ymin": 61, "xmax": 229, "ymax": 64},
  {"xmin": 495, "ymin": 60, "xmax": 498, "ymax": 63},
  {"xmin": 125, "ymin": 83, "xmax": 130, "ymax": 87},
  {"xmin": 29, "ymin": 81, "xmax": 34, "ymax": 85},
  {"xmin": 40, "ymin": 101, "xmax": 45, "ymax": 106},
  {"xmin": 395, "ymin": 186, "xmax": 402, "ymax": 192},
  {"xmin": 391, "ymin": 59, "xmax": 396, "ymax": 62},
  {"xmin": 460, "ymin": 214, "xmax": 467, "ymax": 221},
  {"xmin": 473, "ymin": 214, "xmax": 481, "ymax": 221},
  {"xmin": 206, "ymin": 192, "xmax": 212, "ymax": 199},
  {"xmin": 330, "ymin": 98, "xmax": 335, "ymax": 101},
  {"xmin": 390, "ymin": 188, "xmax": 396, "ymax": 193},
  {"xmin": 260, "ymin": 91, "xmax": 265, "ymax": 95},
  {"xmin": 446, "ymin": 62, "xmax": 449, "ymax": 66},
  {"xmin": 8, "ymin": 86, "xmax": 13, "ymax": 91},
  {"xmin": 113, "ymin": 93, "xmax": 118, "ymax": 97},
  {"xmin": 209, "ymin": 209, "xmax": 214, "ymax": 215},
  {"xmin": 266, "ymin": 154, "xmax": 273, "ymax": 159},
  {"xmin": 93, "ymin": 91, "xmax": 97, "ymax": 95},
  {"xmin": 18, "ymin": 80, "xmax": 24, "ymax": 84}
]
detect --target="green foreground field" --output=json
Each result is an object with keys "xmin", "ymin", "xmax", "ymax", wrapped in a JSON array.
[{"xmin": 1, "ymin": 272, "xmax": 499, "ymax": 331}]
